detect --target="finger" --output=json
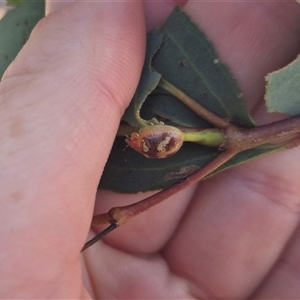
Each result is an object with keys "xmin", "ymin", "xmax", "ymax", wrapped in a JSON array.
[
  {"xmin": 0, "ymin": 2, "xmax": 145, "ymax": 298},
  {"xmin": 163, "ymin": 2, "xmax": 300, "ymax": 299}
]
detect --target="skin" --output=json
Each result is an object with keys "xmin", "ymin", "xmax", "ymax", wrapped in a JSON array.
[{"xmin": 1, "ymin": 0, "xmax": 300, "ymax": 298}]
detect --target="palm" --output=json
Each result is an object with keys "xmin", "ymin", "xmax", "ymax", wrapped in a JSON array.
[{"xmin": 1, "ymin": 1, "xmax": 300, "ymax": 299}]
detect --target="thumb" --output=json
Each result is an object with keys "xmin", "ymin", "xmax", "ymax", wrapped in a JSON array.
[{"xmin": 0, "ymin": 1, "xmax": 145, "ymax": 296}]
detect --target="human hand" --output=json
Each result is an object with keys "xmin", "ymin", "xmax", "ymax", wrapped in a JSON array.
[{"xmin": 1, "ymin": 1, "xmax": 300, "ymax": 299}]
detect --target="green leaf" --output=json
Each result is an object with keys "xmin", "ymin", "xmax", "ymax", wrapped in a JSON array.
[
  {"xmin": 265, "ymin": 55, "xmax": 300, "ymax": 117},
  {"xmin": 151, "ymin": 7, "xmax": 255, "ymax": 128},
  {"xmin": 122, "ymin": 30, "xmax": 163, "ymax": 127},
  {"xmin": 0, "ymin": 1, "xmax": 45, "ymax": 79}
]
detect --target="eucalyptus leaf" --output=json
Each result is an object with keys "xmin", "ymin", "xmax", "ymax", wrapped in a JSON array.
[
  {"xmin": 151, "ymin": 7, "xmax": 255, "ymax": 128},
  {"xmin": 265, "ymin": 55, "xmax": 300, "ymax": 117},
  {"xmin": 0, "ymin": 1, "xmax": 45, "ymax": 79}
]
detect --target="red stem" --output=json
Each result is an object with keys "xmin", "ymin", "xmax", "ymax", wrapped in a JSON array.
[{"xmin": 93, "ymin": 150, "xmax": 237, "ymax": 227}]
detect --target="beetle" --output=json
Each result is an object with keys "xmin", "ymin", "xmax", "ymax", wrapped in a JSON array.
[{"xmin": 125, "ymin": 125, "xmax": 184, "ymax": 159}]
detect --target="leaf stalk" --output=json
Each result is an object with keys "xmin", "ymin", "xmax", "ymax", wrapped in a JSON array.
[
  {"xmin": 158, "ymin": 78, "xmax": 232, "ymax": 130},
  {"xmin": 181, "ymin": 128, "xmax": 225, "ymax": 147}
]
